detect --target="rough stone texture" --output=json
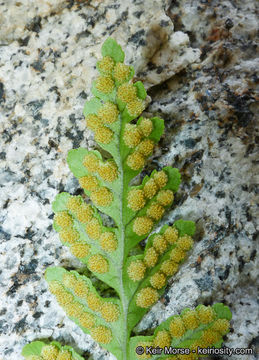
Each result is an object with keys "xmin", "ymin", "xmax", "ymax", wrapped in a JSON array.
[{"xmin": 0, "ymin": 0, "xmax": 258, "ymax": 359}]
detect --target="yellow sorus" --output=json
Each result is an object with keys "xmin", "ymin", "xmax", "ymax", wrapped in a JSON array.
[
  {"xmin": 91, "ymin": 187, "xmax": 113, "ymax": 207},
  {"xmin": 150, "ymin": 272, "xmax": 166, "ymax": 289},
  {"xmin": 127, "ymin": 98, "xmax": 145, "ymax": 117},
  {"xmin": 85, "ymin": 218, "xmax": 102, "ymax": 240},
  {"xmin": 73, "ymin": 279, "xmax": 89, "ymax": 298},
  {"xmin": 169, "ymin": 316, "xmax": 186, "ymax": 338},
  {"xmin": 136, "ymin": 287, "xmax": 159, "ymax": 308},
  {"xmin": 85, "ymin": 114, "xmax": 102, "ymax": 131},
  {"xmin": 74, "ymin": 203, "xmax": 93, "ymax": 223},
  {"xmin": 59, "ymin": 228, "xmax": 79, "ymax": 245},
  {"xmin": 160, "ymin": 260, "xmax": 178, "ymax": 276},
  {"xmin": 83, "ymin": 153, "xmax": 100, "ymax": 172},
  {"xmin": 211, "ymin": 319, "xmax": 230, "ymax": 335},
  {"xmin": 153, "ymin": 171, "xmax": 168, "ymax": 189},
  {"xmin": 135, "ymin": 342, "xmax": 153, "ymax": 359},
  {"xmin": 123, "ymin": 124, "xmax": 142, "ymax": 148},
  {"xmin": 181, "ymin": 310, "xmax": 199, "ymax": 330},
  {"xmin": 113, "ymin": 62, "xmax": 131, "ymax": 82},
  {"xmin": 195, "ymin": 305, "xmax": 215, "ymax": 325},
  {"xmin": 117, "ymin": 83, "xmax": 137, "ymax": 103},
  {"xmin": 99, "ymin": 232, "xmax": 117, "ymax": 252},
  {"xmin": 146, "ymin": 202, "xmax": 165, "ymax": 221},
  {"xmin": 41, "ymin": 345, "xmax": 59, "ymax": 360},
  {"xmin": 156, "ymin": 189, "xmax": 174, "ymax": 206},
  {"xmin": 48, "ymin": 281, "xmax": 63, "ymax": 295},
  {"xmin": 153, "ymin": 234, "xmax": 168, "ymax": 254},
  {"xmin": 88, "ymin": 254, "xmax": 109, "ymax": 274},
  {"xmin": 100, "ymin": 302, "xmax": 120, "ymax": 322},
  {"xmin": 98, "ymin": 102, "xmax": 118, "ymax": 125},
  {"xmin": 153, "ymin": 329, "xmax": 171, "ymax": 348},
  {"xmin": 50, "ymin": 283, "xmax": 67, "ymax": 298},
  {"xmin": 55, "ymin": 291, "xmax": 74, "ymax": 307},
  {"xmin": 54, "ymin": 212, "xmax": 73, "ymax": 228},
  {"xmin": 143, "ymin": 247, "xmax": 158, "ymax": 267},
  {"xmin": 62, "ymin": 273, "xmax": 77, "ymax": 289},
  {"xmin": 127, "ymin": 151, "xmax": 145, "ymax": 171},
  {"xmin": 138, "ymin": 118, "xmax": 153, "ymax": 137},
  {"xmin": 137, "ymin": 139, "xmax": 154, "ymax": 157},
  {"xmin": 66, "ymin": 196, "xmax": 81, "ymax": 212},
  {"xmin": 79, "ymin": 311, "xmax": 95, "ymax": 329},
  {"xmin": 133, "ymin": 216, "xmax": 153, "ymax": 236},
  {"xmin": 170, "ymin": 247, "xmax": 185, "ymax": 263},
  {"xmin": 163, "ymin": 227, "xmax": 178, "ymax": 245},
  {"xmin": 127, "ymin": 189, "xmax": 146, "ymax": 211},
  {"xmin": 201, "ymin": 329, "xmax": 221, "ymax": 345},
  {"xmin": 98, "ymin": 56, "xmax": 115, "ymax": 74},
  {"xmin": 79, "ymin": 175, "xmax": 99, "ymax": 191},
  {"xmin": 95, "ymin": 75, "xmax": 115, "ymax": 94},
  {"xmin": 127, "ymin": 259, "xmax": 146, "ymax": 281},
  {"xmin": 86, "ymin": 292, "xmax": 103, "ymax": 312},
  {"xmin": 91, "ymin": 325, "xmax": 112, "ymax": 344},
  {"xmin": 143, "ymin": 178, "xmax": 158, "ymax": 199},
  {"xmin": 95, "ymin": 126, "xmax": 114, "ymax": 144},
  {"xmin": 70, "ymin": 243, "xmax": 91, "ymax": 259},
  {"xmin": 64, "ymin": 301, "xmax": 84, "ymax": 318},
  {"xmin": 97, "ymin": 161, "xmax": 118, "ymax": 182},
  {"xmin": 56, "ymin": 350, "xmax": 72, "ymax": 360},
  {"xmin": 177, "ymin": 235, "xmax": 194, "ymax": 251}
]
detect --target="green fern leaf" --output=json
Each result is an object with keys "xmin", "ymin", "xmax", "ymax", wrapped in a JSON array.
[
  {"xmin": 22, "ymin": 340, "xmax": 84, "ymax": 360},
  {"xmin": 22, "ymin": 38, "xmax": 232, "ymax": 360}
]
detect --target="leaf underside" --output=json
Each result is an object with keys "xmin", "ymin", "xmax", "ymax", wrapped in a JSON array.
[{"xmin": 22, "ymin": 38, "xmax": 232, "ymax": 360}]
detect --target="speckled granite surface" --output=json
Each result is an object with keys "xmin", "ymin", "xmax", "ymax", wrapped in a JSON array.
[{"xmin": 0, "ymin": 0, "xmax": 258, "ymax": 359}]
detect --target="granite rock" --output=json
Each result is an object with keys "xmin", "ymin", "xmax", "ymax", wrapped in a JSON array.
[{"xmin": 0, "ymin": 0, "xmax": 258, "ymax": 359}]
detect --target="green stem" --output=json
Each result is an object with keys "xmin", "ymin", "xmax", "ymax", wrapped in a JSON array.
[{"xmin": 118, "ymin": 114, "xmax": 129, "ymax": 360}]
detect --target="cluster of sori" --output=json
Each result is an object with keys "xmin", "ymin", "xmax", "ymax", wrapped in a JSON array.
[
  {"xmin": 24, "ymin": 344, "xmax": 74, "ymax": 360},
  {"xmin": 127, "ymin": 170, "xmax": 175, "ymax": 237},
  {"xmin": 54, "ymin": 195, "xmax": 118, "ymax": 274},
  {"xmin": 48, "ymin": 271, "xmax": 120, "ymax": 344},
  {"xmin": 123, "ymin": 117, "xmax": 155, "ymax": 171},
  {"xmin": 96, "ymin": 53, "xmax": 144, "ymax": 117},
  {"xmin": 85, "ymin": 51, "xmax": 146, "ymax": 146},
  {"xmin": 136, "ymin": 305, "xmax": 230, "ymax": 360},
  {"xmin": 127, "ymin": 226, "xmax": 193, "ymax": 308},
  {"xmin": 85, "ymin": 101, "xmax": 118, "ymax": 144},
  {"xmin": 80, "ymin": 152, "xmax": 118, "ymax": 207}
]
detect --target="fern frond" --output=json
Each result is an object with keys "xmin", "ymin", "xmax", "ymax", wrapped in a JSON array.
[
  {"xmin": 22, "ymin": 340, "xmax": 84, "ymax": 360},
  {"xmin": 22, "ymin": 38, "xmax": 232, "ymax": 360},
  {"xmin": 129, "ymin": 303, "xmax": 232, "ymax": 360}
]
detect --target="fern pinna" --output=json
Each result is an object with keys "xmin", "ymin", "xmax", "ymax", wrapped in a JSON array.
[{"xmin": 22, "ymin": 38, "xmax": 231, "ymax": 360}]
